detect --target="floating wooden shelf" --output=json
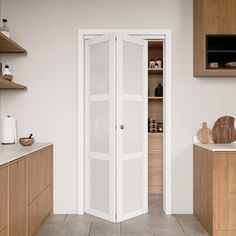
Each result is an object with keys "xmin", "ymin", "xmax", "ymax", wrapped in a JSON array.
[
  {"xmin": 148, "ymin": 68, "xmax": 163, "ymax": 74},
  {"xmin": 0, "ymin": 32, "xmax": 27, "ymax": 53},
  {"xmin": 148, "ymin": 96, "xmax": 163, "ymax": 100},
  {"xmin": 0, "ymin": 77, "xmax": 26, "ymax": 90}
]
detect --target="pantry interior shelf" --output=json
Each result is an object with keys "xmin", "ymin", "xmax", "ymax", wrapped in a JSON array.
[
  {"xmin": 0, "ymin": 77, "xmax": 27, "ymax": 90},
  {"xmin": 148, "ymin": 68, "xmax": 163, "ymax": 74},
  {"xmin": 148, "ymin": 96, "xmax": 163, "ymax": 100},
  {"xmin": 0, "ymin": 32, "xmax": 27, "ymax": 53}
]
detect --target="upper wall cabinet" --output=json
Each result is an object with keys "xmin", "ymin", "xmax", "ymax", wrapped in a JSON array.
[{"xmin": 194, "ymin": 0, "xmax": 236, "ymax": 77}]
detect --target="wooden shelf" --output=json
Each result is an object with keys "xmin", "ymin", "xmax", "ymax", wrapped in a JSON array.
[
  {"xmin": 148, "ymin": 132, "xmax": 163, "ymax": 136},
  {"xmin": 0, "ymin": 32, "xmax": 27, "ymax": 53},
  {"xmin": 148, "ymin": 96, "xmax": 163, "ymax": 100},
  {"xmin": 0, "ymin": 78, "xmax": 26, "ymax": 90},
  {"xmin": 148, "ymin": 68, "xmax": 163, "ymax": 74}
]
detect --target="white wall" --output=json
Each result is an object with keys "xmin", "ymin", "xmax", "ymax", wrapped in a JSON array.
[{"xmin": 1, "ymin": 0, "xmax": 236, "ymax": 214}]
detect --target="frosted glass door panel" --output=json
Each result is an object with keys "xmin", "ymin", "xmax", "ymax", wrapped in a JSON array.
[
  {"xmin": 123, "ymin": 101, "xmax": 143, "ymax": 153},
  {"xmin": 90, "ymin": 41, "xmax": 109, "ymax": 95},
  {"xmin": 117, "ymin": 34, "xmax": 148, "ymax": 222},
  {"xmin": 123, "ymin": 159, "xmax": 143, "ymax": 213},
  {"xmin": 90, "ymin": 101, "xmax": 109, "ymax": 153},
  {"xmin": 123, "ymin": 42, "xmax": 143, "ymax": 95},
  {"xmin": 91, "ymin": 159, "xmax": 109, "ymax": 213},
  {"xmin": 85, "ymin": 34, "xmax": 116, "ymax": 222}
]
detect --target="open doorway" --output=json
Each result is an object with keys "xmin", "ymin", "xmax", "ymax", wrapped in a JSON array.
[
  {"xmin": 77, "ymin": 30, "xmax": 172, "ymax": 218},
  {"xmin": 147, "ymin": 40, "xmax": 164, "ymax": 213}
]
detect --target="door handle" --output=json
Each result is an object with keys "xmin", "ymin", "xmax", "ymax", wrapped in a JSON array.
[{"xmin": 120, "ymin": 125, "xmax": 124, "ymax": 130}]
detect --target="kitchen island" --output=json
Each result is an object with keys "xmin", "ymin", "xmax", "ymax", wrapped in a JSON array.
[
  {"xmin": 194, "ymin": 143, "xmax": 236, "ymax": 236},
  {"xmin": 0, "ymin": 143, "xmax": 53, "ymax": 236}
]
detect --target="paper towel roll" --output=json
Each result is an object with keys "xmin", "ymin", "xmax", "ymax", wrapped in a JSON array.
[{"xmin": 2, "ymin": 116, "xmax": 17, "ymax": 144}]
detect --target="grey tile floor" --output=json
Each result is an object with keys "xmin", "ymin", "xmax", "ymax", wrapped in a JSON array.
[{"xmin": 37, "ymin": 194, "xmax": 209, "ymax": 236}]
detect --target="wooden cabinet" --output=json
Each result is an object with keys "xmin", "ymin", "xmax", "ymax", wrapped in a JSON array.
[
  {"xmin": 148, "ymin": 133, "xmax": 163, "ymax": 194},
  {"xmin": 194, "ymin": 145, "xmax": 236, "ymax": 236},
  {"xmin": 9, "ymin": 158, "xmax": 27, "ymax": 236},
  {"xmin": 27, "ymin": 146, "xmax": 53, "ymax": 235},
  {"xmin": 0, "ymin": 165, "xmax": 8, "ymax": 234},
  {"xmin": 194, "ymin": 0, "xmax": 236, "ymax": 77},
  {"xmin": 0, "ymin": 144, "xmax": 53, "ymax": 236}
]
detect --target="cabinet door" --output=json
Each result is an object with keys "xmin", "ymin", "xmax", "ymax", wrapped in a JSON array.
[
  {"xmin": 9, "ymin": 158, "xmax": 26, "ymax": 236},
  {"xmin": 41, "ymin": 146, "xmax": 53, "ymax": 190},
  {"xmin": 28, "ymin": 185, "xmax": 52, "ymax": 236},
  {"xmin": 28, "ymin": 151, "xmax": 42, "ymax": 203},
  {"xmin": 0, "ymin": 165, "xmax": 8, "ymax": 232},
  {"xmin": 204, "ymin": 0, "xmax": 236, "ymax": 34}
]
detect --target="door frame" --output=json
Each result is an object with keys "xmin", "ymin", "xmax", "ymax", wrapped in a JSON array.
[{"xmin": 77, "ymin": 29, "xmax": 172, "ymax": 215}]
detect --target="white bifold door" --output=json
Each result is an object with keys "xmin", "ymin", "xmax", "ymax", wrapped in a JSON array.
[{"xmin": 85, "ymin": 33, "xmax": 147, "ymax": 223}]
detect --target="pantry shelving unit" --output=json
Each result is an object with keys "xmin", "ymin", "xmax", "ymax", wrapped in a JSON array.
[
  {"xmin": 0, "ymin": 32, "xmax": 27, "ymax": 90},
  {"xmin": 148, "ymin": 40, "xmax": 164, "ymax": 195}
]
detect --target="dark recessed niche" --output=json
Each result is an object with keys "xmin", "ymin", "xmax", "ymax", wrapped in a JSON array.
[{"xmin": 206, "ymin": 35, "xmax": 236, "ymax": 70}]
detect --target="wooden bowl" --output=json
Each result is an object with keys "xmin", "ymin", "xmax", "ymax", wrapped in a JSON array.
[{"xmin": 19, "ymin": 137, "xmax": 34, "ymax": 146}]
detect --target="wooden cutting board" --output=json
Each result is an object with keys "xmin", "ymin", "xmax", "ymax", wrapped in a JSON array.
[
  {"xmin": 212, "ymin": 116, "xmax": 236, "ymax": 144},
  {"xmin": 197, "ymin": 122, "xmax": 212, "ymax": 144}
]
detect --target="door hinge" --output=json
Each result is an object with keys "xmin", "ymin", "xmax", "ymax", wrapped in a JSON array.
[{"xmin": 115, "ymin": 36, "xmax": 117, "ymax": 41}]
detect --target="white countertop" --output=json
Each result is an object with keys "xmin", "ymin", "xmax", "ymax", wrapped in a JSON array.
[
  {"xmin": 194, "ymin": 143, "xmax": 236, "ymax": 152},
  {"xmin": 0, "ymin": 143, "xmax": 52, "ymax": 165}
]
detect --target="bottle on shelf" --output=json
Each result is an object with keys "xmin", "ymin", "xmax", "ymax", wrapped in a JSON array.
[
  {"xmin": 0, "ymin": 19, "xmax": 10, "ymax": 38},
  {"xmin": 155, "ymin": 84, "xmax": 163, "ymax": 97}
]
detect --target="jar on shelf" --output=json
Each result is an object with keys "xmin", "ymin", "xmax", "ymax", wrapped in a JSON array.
[
  {"xmin": 0, "ymin": 19, "xmax": 10, "ymax": 38},
  {"xmin": 149, "ymin": 59, "xmax": 155, "ymax": 68},
  {"xmin": 155, "ymin": 84, "xmax": 163, "ymax": 97}
]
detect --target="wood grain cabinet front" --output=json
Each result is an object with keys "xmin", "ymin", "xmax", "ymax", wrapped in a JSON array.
[
  {"xmin": 194, "ymin": 145, "xmax": 236, "ymax": 236},
  {"xmin": 27, "ymin": 146, "xmax": 53, "ymax": 236},
  {"xmin": 194, "ymin": 0, "xmax": 236, "ymax": 77},
  {"xmin": 0, "ymin": 145, "xmax": 53, "ymax": 236},
  {"xmin": 9, "ymin": 158, "xmax": 27, "ymax": 236},
  {"xmin": 0, "ymin": 165, "xmax": 8, "ymax": 234},
  {"xmin": 0, "ymin": 228, "xmax": 7, "ymax": 236}
]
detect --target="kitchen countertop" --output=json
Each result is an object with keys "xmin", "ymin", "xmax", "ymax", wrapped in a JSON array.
[
  {"xmin": 194, "ymin": 142, "xmax": 236, "ymax": 152},
  {"xmin": 0, "ymin": 143, "xmax": 52, "ymax": 165}
]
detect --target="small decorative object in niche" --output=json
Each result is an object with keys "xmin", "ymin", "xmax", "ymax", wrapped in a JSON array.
[
  {"xmin": 157, "ymin": 122, "xmax": 163, "ymax": 133},
  {"xmin": 224, "ymin": 62, "xmax": 236, "ymax": 69},
  {"xmin": 149, "ymin": 59, "xmax": 155, "ymax": 68},
  {"xmin": 155, "ymin": 84, "xmax": 163, "ymax": 97},
  {"xmin": 197, "ymin": 122, "xmax": 212, "ymax": 144},
  {"xmin": 208, "ymin": 62, "xmax": 219, "ymax": 69},
  {"xmin": 19, "ymin": 133, "xmax": 34, "ymax": 146},
  {"xmin": 155, "ymin": 59, "xmax": 162, "ymax": 69},
  {"xmin": 149, "ymin": 117, "xmax": 158, "ymax": 133},
  {"xmin": 212, "ymin": 116, "xmax": 236, "ymax": 144}
]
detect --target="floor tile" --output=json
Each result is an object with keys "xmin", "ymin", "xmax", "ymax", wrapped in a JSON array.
[
  {"xmin": 175, "ymin": 215, "xmax": 209, "ymax": 236},
  {"xmin": 90, "ymin": 221, "xmax": 120, "ymax": 235}
]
